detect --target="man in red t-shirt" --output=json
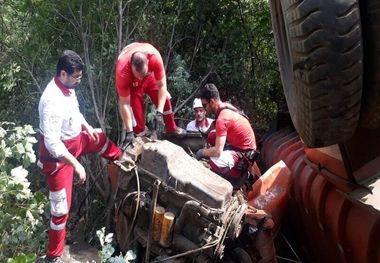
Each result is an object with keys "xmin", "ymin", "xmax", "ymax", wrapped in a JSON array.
[
  {"xmin": 196, "ymin": 83, "xmax": 260, "ymax": 183},
  {"xmin": 116, "ymin": 42, "xmax": 185, "ymax": 148}
]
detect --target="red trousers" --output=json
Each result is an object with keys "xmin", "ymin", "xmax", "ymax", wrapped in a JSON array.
[
  {"xmin": 131, "ymin": 74, "xmax": 177, "ymax": 134},
  {"xmin": 38, "ymin": 130, "xmax": 121, "ymax": 258}
]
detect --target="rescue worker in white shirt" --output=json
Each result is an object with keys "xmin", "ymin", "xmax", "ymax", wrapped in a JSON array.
[
  {"xmin": 186, "ymin": 98, "xmax": 214, "ymax": 133},
  {"xmin": 37, "ymin": 50, "xmax": 126, "ymax": 263}
]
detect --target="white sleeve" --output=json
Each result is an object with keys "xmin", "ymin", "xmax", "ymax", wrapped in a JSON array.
[
  {"xmin": 41, "ymin": 101, "xmax": 69, "ymax": 158},
  {"xmin": 186, "ymin": 121, "xmax": 198, "ymax": 132}
]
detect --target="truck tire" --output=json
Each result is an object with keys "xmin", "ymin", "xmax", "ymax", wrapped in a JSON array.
[
  {"xmin": 269, "ymin": 0, "xmax": 363, "ymax": 147},
  {"xmin": 360, "ymin": 1, "xmax": 380, "ymax": 129}
]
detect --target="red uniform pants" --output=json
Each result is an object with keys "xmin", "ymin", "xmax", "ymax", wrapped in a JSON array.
[
  {"xmin": 38, "ymin": 130, "xmax": 121, "ymax": 258},
  {"xmin": 131, "ymin": 74, "xmax": 177, "ymax": 134}
]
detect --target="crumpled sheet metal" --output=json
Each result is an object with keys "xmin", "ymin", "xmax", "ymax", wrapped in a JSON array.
[{"xmin": 247, "ymin": 160, "xmax": 292, "ymax": 233}]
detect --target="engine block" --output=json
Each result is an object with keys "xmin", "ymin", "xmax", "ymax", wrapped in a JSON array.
[{"xmin": 115, "ymin": 140, "xmax": 247, "ymax": 262}]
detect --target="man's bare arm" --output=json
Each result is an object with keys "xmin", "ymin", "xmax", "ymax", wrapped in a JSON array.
[
  {"xmin": 156, "ymin": 76, "xmax": 167, "ymax": 113},
  {"xmin": 203, "ymin": 135, "xmax": 227, "ymax": 157},
  {"xmin": 119, "ymin": 95, "xmax": 133, "ymax": 132},
  {"xmin": 58, "ymin": 153, "xmax": 86, "ymax": 184}
]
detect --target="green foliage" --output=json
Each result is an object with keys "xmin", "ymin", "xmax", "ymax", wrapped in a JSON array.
[
  {"xmin": 168, "ymin": 54, "xmax": 193, "ymax": 102},
  {"xmin": 0, "ymin": 122, "xmax": 48, "ymax": 261},
  {"xmin": 97, "ymin": 227, "xmax": 128, "ymax": 263},
  {"xmin": 167, "ymin": 54, "xmax": 194, "ymax": 120},
  {"xmin": 6, "ymin": 253, "xmax": 36, "ymax": 263},
  {"xmin": 0, "ymin": 63, "xmax": 21, "ymax": 92}
]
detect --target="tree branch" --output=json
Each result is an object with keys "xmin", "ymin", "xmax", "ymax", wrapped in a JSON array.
[
  {"xmin": 165, "ymin": 0, "xmax": 183, "ymax": 69},
  {"xmin": 173, "ymin": 69, "xmax": 213, "ymax": 114}
]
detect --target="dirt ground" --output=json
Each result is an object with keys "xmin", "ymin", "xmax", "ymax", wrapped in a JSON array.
[
  {"xmin": 61, "ymin": 215, "xmax": 101, "ymax": 263},
  {"xmin": 61, "ymin": 241, "xmax": 99, "ymax": 263}
]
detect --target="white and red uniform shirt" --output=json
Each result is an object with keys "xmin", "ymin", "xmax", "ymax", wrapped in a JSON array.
[
  {"xmin": 186, "ymin": 118, "xmax": 214, "ymax": 133},
  {"xmin": 39, "ymin": 77, "xmax": 85, "ymax": 158}
]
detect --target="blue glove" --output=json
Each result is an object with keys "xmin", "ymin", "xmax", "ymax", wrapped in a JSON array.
[{"xmin": 195, "ymin": 149, "xmax": 205, "ymax": 160}]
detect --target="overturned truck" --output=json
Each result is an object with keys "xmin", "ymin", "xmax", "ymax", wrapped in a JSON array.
[{"xmin": 108, "ymin": 139, "xmax": 291, "ymax": 263}]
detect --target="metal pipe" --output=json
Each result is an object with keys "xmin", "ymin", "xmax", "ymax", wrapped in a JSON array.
[{"xmin": 145, "ymin": 179, "xmax": 161, "ymax": 263}]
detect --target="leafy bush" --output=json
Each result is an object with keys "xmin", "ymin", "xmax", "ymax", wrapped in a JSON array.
[
  {"xmin": 97, "ymin": 227, "xmax": 129, "ymax": 263},
  {"xmin": 0, "ymin": 122, "xmax": 48, "ymax": 261}
]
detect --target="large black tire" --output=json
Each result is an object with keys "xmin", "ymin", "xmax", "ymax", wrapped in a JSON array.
[
  {"xmin": 360, "ymin": 1, "xmax": 380, "ymax": 129},
  {"xmin": 269, "ymin": 0, "xmax": 363, "ymax": 147}
]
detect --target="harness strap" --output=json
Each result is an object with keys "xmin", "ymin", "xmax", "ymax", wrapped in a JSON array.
[{"xmin": 215, "ymin": 105, "xmax": 250, "ymax": 121}]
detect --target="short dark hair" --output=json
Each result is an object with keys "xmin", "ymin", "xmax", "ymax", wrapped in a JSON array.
[
  {"xmin": 56, "ymin": 50, "xmax": 84, "ymax": 76},
  {"xmin": 200, "ymin": 83, "xmax": 220, "ymax": 102},
  {"xmin": 131, "ymin": 52, "xmax": 147, "ymax": 73}
]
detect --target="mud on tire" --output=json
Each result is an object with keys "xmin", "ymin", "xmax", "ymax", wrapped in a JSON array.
[{"xmin": 270, "ymin": 0, "xmax": 363, "ymax": 147}]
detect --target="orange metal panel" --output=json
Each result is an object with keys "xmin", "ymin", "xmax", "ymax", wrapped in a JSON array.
[
  {"xmin": 262, "ymin": 128, "xmax": 292, "ymax": 166},
  {"xmin": 305, "ymin": 145, "xmax": 347, "ymax": 178},
  {"xmin": 248, "ymin": 160, "xmax": 292, "ymax": 230}
]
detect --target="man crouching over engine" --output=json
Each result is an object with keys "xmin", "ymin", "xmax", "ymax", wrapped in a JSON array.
[{"xmin": 195, "ymin": 83, "xmax": 260, "ymax": 187}]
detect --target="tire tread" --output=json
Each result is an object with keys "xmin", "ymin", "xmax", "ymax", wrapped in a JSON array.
[{"xmin": 272, "ymin": 0, "xmax": 362, "ymax": 147}]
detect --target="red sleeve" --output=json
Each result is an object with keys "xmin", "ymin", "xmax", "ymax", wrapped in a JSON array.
[
  {"xmin": 215, "ymin": 116, "xmax": 229, "ymax": 137},
  {"xmin": 115, "ymin": 58, "xmax": 132, "ymax": 97},
  {"xmin": 148, "ymin": 54, "xmax": 165, "ymax": 81}
]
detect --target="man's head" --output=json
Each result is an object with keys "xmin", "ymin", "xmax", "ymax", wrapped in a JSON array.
[
  {"xmin": 131, "ymin": 52, "xmax": 149, "ymax": 80},
  {"xmin": 199, "ymin": 83, "xmax": 221, "ymax": 115},
  {"xmin": 56, "ymin": 50, "xmax": 84, "ymax": 89},
  {"xmin": 193, "ymin": 98, "xmax": 206, "ymax": 122}
]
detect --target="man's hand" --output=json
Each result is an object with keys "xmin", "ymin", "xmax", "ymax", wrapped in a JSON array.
[
  {"xmin": 60, "ymin": 153, "xmax": 86, "ymax": 184},
  {"xmin": 73, "ymin": 162, "xmax": 86, "ymax": 184},
  {"xmin": 86, "ymin": 126, "xmax": 100, "ymax": 144},
  {"xmin": 121, "ymin": 131, "xmax": 136, "ymax": 151},
  {"xmin": 153, "ymin": 112, "xmax": 165, "ymax": 134}
]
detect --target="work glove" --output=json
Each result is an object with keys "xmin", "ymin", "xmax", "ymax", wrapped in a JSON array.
[
  {"xmin": 121, "ymin": 131, "xmax": 136, "ymax": 151},
  {"xmin": 153, "ymin": 111, "xmax": 165, "ymax": 134},
  {"xmin": 195, "ymin": 148, "xmax": 205, "ymax": 160}
]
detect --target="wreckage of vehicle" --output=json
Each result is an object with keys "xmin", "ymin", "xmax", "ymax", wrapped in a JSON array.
[{"xmin": 107, "ymin": 135, "xmax": 292, "ymax": 263}]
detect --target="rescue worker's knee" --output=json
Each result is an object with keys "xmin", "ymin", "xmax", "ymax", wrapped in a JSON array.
[{"xmin": 49, "ymin": 189, "xmax": 69, "ymax": 217}]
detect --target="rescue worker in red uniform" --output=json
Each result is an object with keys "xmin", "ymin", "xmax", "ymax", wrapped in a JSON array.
[
  {"xmin": 37, "ymin": 50, "xmax": 124, "ymax": 263},
  {"xmin": 116, "ymin": 42, "xmax": 185, "ymax": 148},
  {"xmin": 195, "ymin": 83, "xmax": 260, "ymax": 186}
]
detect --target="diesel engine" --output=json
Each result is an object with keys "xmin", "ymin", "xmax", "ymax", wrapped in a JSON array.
[{"xmin": 113, "ymin": 139, "xmax": 248, "ymax": 262}]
